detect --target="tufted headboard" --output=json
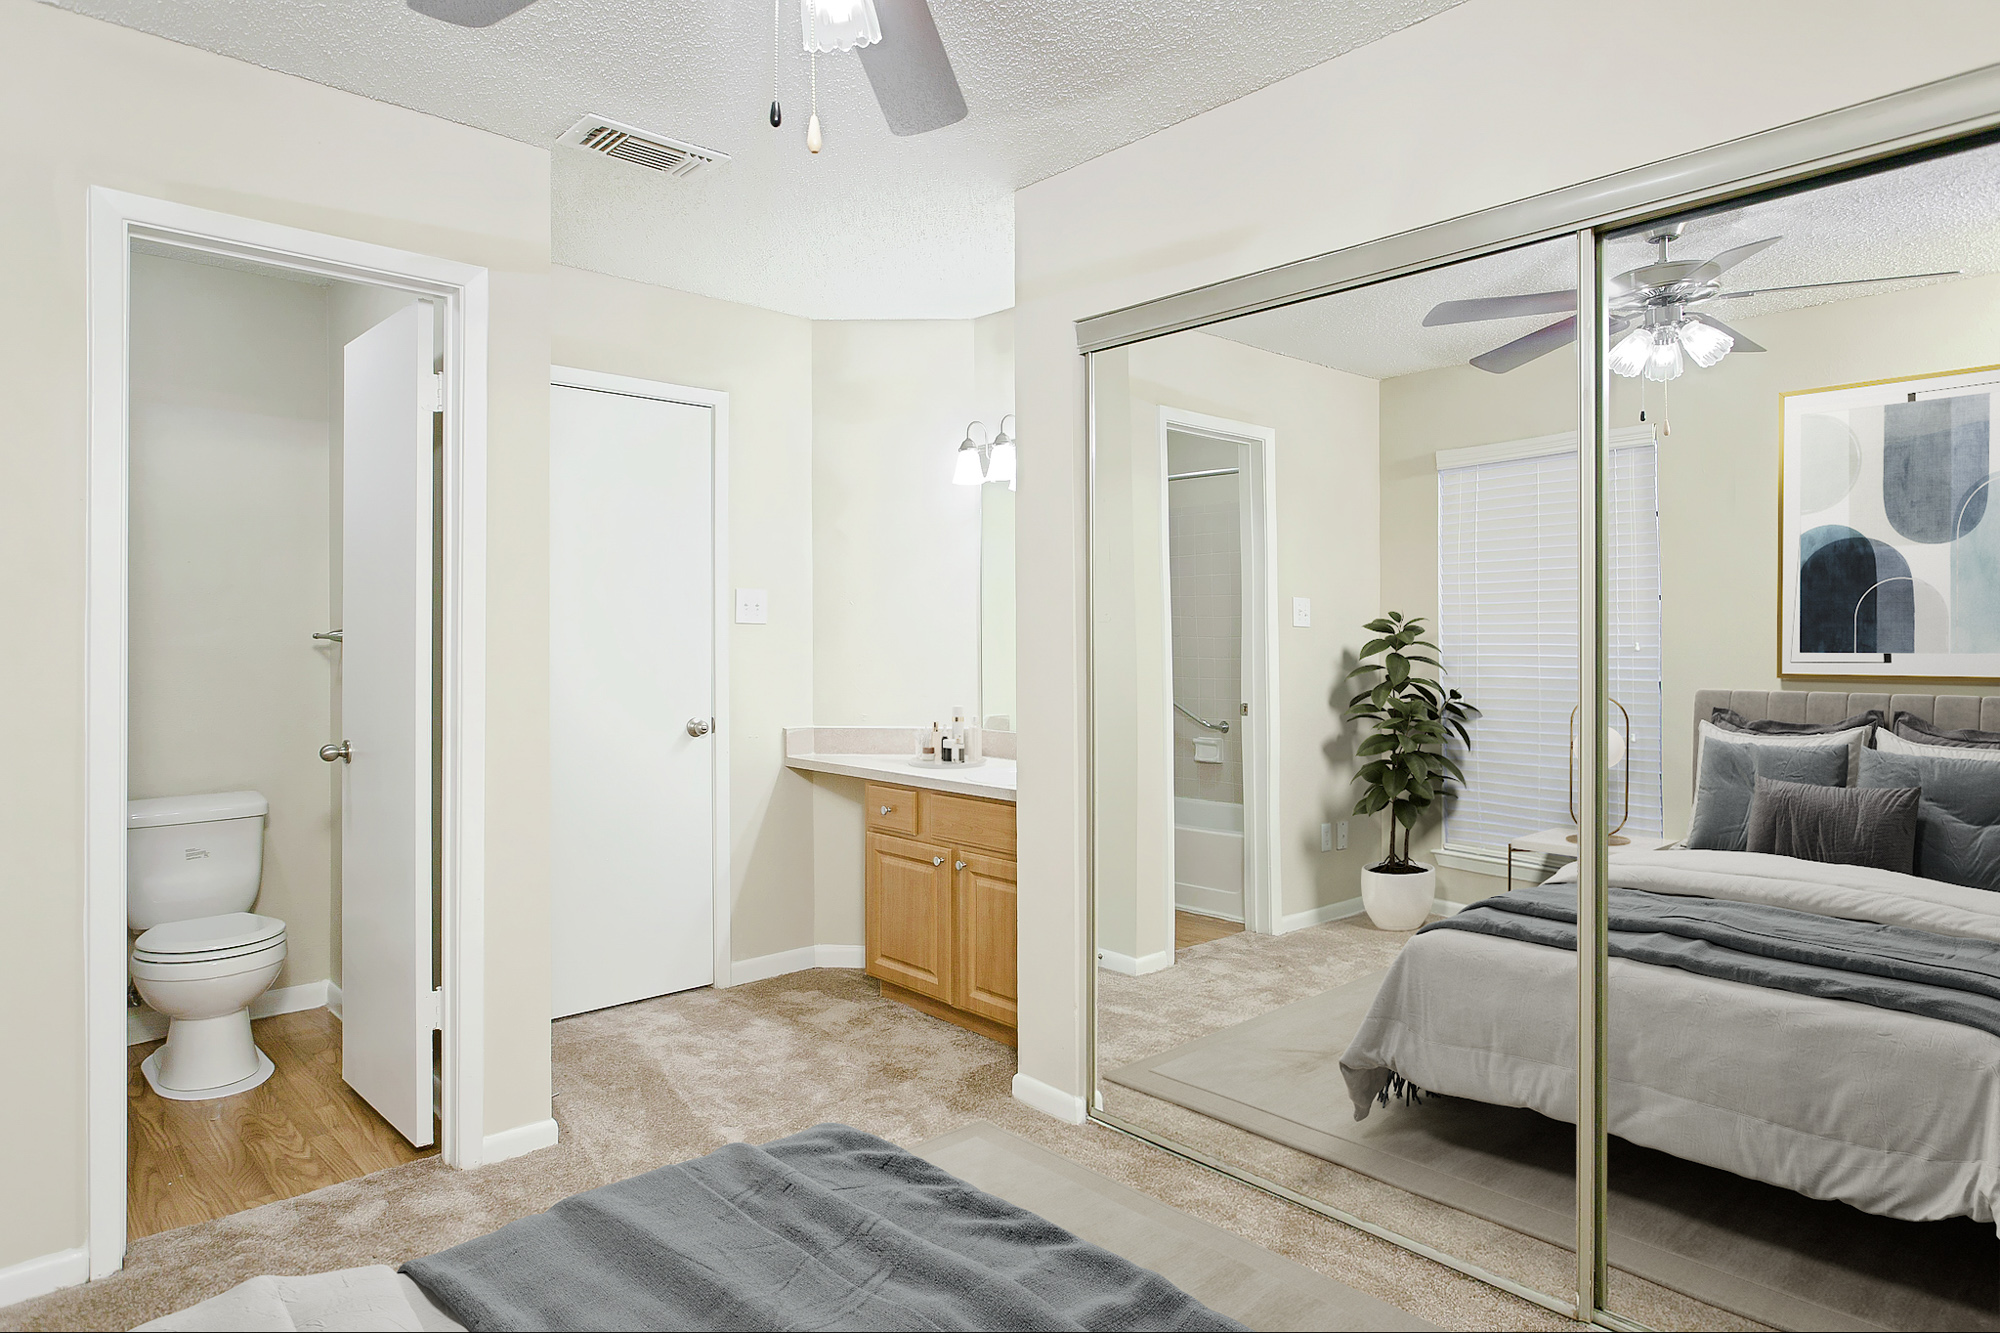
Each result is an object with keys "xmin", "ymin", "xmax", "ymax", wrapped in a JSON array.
[{"xmin": 1691, "ymin": 690, "xmax": 2000, "ymax": 780}]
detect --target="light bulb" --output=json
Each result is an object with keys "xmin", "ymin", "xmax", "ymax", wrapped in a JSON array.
[
  {"xmin": 986, "ymin": 440, "xmax": 1017, "ymax": 485},
  {"xmin": 1644, "ymin": 329, "xmax": 1684, "ymax": 382},
  {"xmin": 952, "ymin": 439, "xmax": 985, "ymax": 486},
  {"xmin": 1607, "ymin": 326, "xmax": 1652, "ymax": 378},
  {"xmin": 801, "ymin": 0, "xmax": 879, "ymax": 52},
  {"xmin": 1677, "ymin": 316, "xmax": 1733, "ymax": 369}
]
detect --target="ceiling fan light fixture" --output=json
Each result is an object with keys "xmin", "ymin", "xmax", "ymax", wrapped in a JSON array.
[
  {"xmin": 1644, "ymin": 329, "xmax": 1685, "ymax": 383},
  {"xmin": 802, "ymin": 0, "xmax": 880, "ymax": 52},
  {"xmin": 1607, "ymin": 326, "xmax": 1653, "ymax": 378},
  {"xmin": 1677, "ymin": 317, "xmax": 1734, "ymax": 369}
]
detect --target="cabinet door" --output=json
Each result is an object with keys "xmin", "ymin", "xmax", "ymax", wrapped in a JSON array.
[
  {"xmin": 954, "ymin": 852, "xmax": 1018, "ymax": 1028},
  {"xmin": 866, "ymin": 832, "xmax": 954, "ymax": 1002}
]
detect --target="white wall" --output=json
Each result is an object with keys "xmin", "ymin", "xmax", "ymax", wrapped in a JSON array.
[
  {"xmin": 1012, "ymin": 0, "xmax": 2000, "ymax": 1112},
  {"xmin": 128, "ymin": 254, "xmax": 335, "ymax": 993},
  {"xmin": 0, "ymin": 0, "xmax": 553, "ymax": 1274}
]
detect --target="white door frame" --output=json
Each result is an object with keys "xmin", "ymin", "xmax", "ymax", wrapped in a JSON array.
[
  {"xmin": 549, "ymin": 367, "xmax": 732, "ymax": 989},
  {"xmin": 1157, "ymin": 407, "xmax": 1280, "ymax": 939},
  {"xmin": 85, "ymin": 188, "xmax": 491, "ymax": 1278}
]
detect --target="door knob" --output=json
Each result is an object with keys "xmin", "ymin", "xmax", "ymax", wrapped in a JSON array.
[
  {"xmin": 319, "ymin": 741, "xmax": 351, "ymax": 763},
  {"xmin": 932, "ymin": 856, "xmax": 945, "ymax": 866},
  {"xmin": 687, "ymin": 718, "xmax": 712, "ymax": 737},
  {"xmin": 955, "ymin": 860, "xmax": 967, "ymax": 871},
  {"xmin": 879, "ymin": 804, "xmax": 894, "ymax": 815}
]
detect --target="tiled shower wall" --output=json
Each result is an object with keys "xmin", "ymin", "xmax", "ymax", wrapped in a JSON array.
[{"xmin": 1168, "ymin": 474, "xmax": 1243, "ymax": 803}]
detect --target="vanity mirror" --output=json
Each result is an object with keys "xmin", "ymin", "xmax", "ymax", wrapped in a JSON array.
[{"xmin": 980, "ymin": 478, "xmax": 1015, "ymax": 731}]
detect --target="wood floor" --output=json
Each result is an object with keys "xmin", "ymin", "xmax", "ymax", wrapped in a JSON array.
[
  {"xmin": 1174, "ymin": 910, "xmax": 1244, "ymax": 949},
  {"xmin": 128, "ymin": 1007, "xmax": 435, "ymax": 1239}
]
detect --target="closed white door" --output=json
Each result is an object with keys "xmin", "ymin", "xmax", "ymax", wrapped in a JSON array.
[
  {"xmin": 339, "ymin": 303, "xmax": 435, "ymax": 1149},
  {"xmin": 549, "ymin": 384, "xmax": 716, "ymax": 1018}
]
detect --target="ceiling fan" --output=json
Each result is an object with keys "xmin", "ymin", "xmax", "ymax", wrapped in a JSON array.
[
  {"xmin": 1425, "ymin": 225, "xmax": 1961, "ymax": 378},
  {"xmin": 406, "ymin": 0, "xmax": 967, "ymax": 143}
]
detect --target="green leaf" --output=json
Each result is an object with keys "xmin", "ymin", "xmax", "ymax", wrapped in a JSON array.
[
  {"xmin": 1356, "ymin": 734, "xmax": 1398, "ymax": 756},
  {"xmin": 1385, "ymin": 655, "xmax": 1410, "ymax": 686},
  {"xmin": 1358, "ymin": 637, "xmax": 1391, "ymax": 660},
  {"xmin": 1363, "ymin": 617, "xmax": 1397, "ymax": 634},
  {"xmin": 1395, "ymin": 803, "xmax": 1422, "ymax": 828}
]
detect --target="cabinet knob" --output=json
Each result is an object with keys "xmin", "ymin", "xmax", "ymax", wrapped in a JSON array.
[
  {"xmin": 880, "ymin": 805, "xmax": 893, "ymax": 815},
  {"xmin": 932, "ymin": 856, "xmax": 945, "ymax": 866},
  {"xmin": 955, "ymin": 860, "xmax": 967, "ymax": 871}
]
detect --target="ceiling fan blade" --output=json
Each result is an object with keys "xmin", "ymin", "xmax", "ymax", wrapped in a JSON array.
[
  {"xmin": 856, "ymin": 0, "xmax": 968, "ymax": 136},
  {"xmin": 1470, "ymin": 316, "xmax": 1577, "ymax": 374},
  {"xmin": 1711, "ymin": 271, "xmax": 1963, "ymax": 300},
  {"xmin": 1423, "ymin": 289, "xmax": 1576, "ymax": 327},
  {"xmin": 1688, "ymin": 312, "xmax": 1765, "ymax": 353},
  {"xmin": 1703, "ymin": 236, "xmax": 1782, "ymax": 276},
  {"xmin": 406, "ymin": 0, "xmax": 536, "ymax": 27}
]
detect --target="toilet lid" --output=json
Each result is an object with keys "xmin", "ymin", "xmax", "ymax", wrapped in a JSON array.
[{"xmin": 133, "ymin": 912, "xmax": 285, "ymax": 958}]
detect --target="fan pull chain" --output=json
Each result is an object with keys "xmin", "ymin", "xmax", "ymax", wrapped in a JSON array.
[
  {"xmin": 807, "ymin": 3, "xmax": 822, "ymax": 153},
  {"xmin": 769, "ymin": 0, "xmax": 781, "ymax": 126}
]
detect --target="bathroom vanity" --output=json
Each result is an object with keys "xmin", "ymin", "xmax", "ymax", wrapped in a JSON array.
[{"xmin": 784, "ymin": 729, "xmax": 1017, "ymax": 1045}]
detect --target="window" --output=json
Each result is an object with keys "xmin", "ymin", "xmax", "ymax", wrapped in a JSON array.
[{"xmin": 1436, "ymin": 432, "xmax": 1662, "ymax": 851}]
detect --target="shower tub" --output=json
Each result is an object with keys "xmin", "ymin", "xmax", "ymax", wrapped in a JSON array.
[{"xmin": 1174, "ymin": 797, "xmax": 1244, "ymax": 922}]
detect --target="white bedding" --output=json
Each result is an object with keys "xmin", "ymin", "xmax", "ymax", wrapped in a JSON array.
[
  {"xmin": 135, "ymin": 1266, "xmax": 463, "ymax": 1332},
  {"xmin": 1338, "ymin": 848, "xmax": 2000, "ymax": 1225}
]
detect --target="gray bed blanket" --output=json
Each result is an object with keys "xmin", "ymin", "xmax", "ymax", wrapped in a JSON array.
[
  {"xmin": 401, "ymin": 1123, "xmax": 1245, "ymax": 1332},
  {"xmin": 1426, "ymin": 881, "xmax": 2000, "ymax": 1039}
]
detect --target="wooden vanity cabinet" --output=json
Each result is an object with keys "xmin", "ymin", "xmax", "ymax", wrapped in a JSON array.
[{"xmin": 864, "ymin": 784, "xmax": 1017, "ymax": 1044}]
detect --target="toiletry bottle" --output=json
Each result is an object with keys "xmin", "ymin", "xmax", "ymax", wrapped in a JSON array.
[
  {"xmin": 942, "ymin": 727, "xmax": 955, "ymax": 764},
  {"xmin": 928, "ymin": 722, "xmax": 941, "ymax": 763},
  {"xmin": 967, "ymin": 719, "xmax": 982, "ymax": 764}
]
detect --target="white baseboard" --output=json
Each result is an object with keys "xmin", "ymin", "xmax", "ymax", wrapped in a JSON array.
[
  {"xmin": 326, "ymin": 980, "xmax": 343, "ymax": 1020},
  {"xmin": 1094, "ymin": 948, "xmax": 1172, "ymax": 976},
  {"xmin": 480, "ymin": 1117, "xmax": 558, "ymax": 1165},
  {"xmin": 1432, "ymin": 897, "xmax": 1466, "ymax": 917},
  {"xmin": 730, "ymin": 944, "xmax": 866, "ymax": 986},
  {"xmin": 0, "ymin": 1246, "xmax": 88, "ymax": 1307},
  {"xmin": 1173, "ymin": 885, "xmax": 1244, "ymax": 920},
  {"xmin": 126, "ymin": 979, "xmax": 333, "ymax": 1046},
  {"xmin": 1277, "ymin": 898, "xmax": 1365, "ymax": 933},
  {"xmin": 1011, "ymin": 1072, "xmax": 1087, "ymax": 1125}
]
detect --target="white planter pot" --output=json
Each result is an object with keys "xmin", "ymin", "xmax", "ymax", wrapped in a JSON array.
[{"xmin": 1361, "ymin": 864, "xmax": 1437, "ymax": 931}]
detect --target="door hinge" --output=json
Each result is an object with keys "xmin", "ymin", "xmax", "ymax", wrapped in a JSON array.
[
  {"xmin": 429, "ymin": 373, "xmax": 444, "ymax": 413},
  {"xmin": 429, "ymin": 987, "xmax": 444, "ymax": 1032}
]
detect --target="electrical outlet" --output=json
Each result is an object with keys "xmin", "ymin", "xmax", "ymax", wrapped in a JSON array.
[
  {"xmin": 734, "ymin": 588, "xmax": 768, "ymax": 624},
  {"xmin": 1320, "ymin": 822, "xmax": 1333, "ymax": 852},
  {"xmin": 1292, "ymin": 597, "xmax": 1311, "ymax": 627},
  {"xmin": 1336, "ymin": 820, "xmax": 1349, "ymax": 850}
]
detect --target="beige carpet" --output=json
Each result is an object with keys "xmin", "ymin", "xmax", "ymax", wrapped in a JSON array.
[
  {"xmin": 2, "ymin": 969, "xmax": 1576, "ymax": 1333},
  {"xmin": 1109, "ymin": 966, "xmax": 2000, "ymax": 1333}
]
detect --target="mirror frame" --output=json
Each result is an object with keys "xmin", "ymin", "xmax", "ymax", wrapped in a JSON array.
[{"xmin": 1078, "ymin": 63, "xmax": 2000, "ymax": 1325}]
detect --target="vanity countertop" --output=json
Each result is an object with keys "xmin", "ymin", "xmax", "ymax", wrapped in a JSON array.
[{"xmin": 783, "ymin": 727, "xmax": 1016, "ymax": 803}]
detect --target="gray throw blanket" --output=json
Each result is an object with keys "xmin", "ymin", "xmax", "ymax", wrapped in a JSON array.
[
  {"xmin": 402, "ymin": 1124, "xmax": 1245, "ymax": 1332},
  {"xmin": 1426, "ymin": 882, "xmax": 2000, "ymax": 1039}
]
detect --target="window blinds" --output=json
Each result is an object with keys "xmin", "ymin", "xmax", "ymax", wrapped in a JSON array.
[{"xmin": 1436, "ymin": 439, "xmax": 1662, "ymax": 851}]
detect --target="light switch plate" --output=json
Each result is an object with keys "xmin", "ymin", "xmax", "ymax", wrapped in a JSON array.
[
  {"xmin": 1292, "ymin": 597, "xmax": 1311, "ymax": 627},
  {"xmin": 1336, "ymin": 820, "xmax": 1349, "ymax": 850},
  {"xmin": 1320, "ymin": 822, "xmax": 1333, "ymax": 852},
  {"xmin": 735, "ymin": 588, "xmax": 768, "ymax": 624}
]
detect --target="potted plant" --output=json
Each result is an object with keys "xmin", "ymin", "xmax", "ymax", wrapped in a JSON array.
[{"xmin": 1344, "ymin": 612, "xmax": 1475, "ymax": 930}]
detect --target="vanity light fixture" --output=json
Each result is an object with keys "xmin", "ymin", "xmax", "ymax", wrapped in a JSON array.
[
  {"xmin": 987, "ymin": 414, "xmax": 1017, "ymax": 489},
  {"xmin": 953, "ymin": 422, "xmax": 990, "ymax": 486}
]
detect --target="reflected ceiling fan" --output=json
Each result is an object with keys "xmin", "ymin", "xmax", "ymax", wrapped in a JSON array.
[{"xmin": 1426, "ymin": 224, "xmax": 1961, "ymax": 378}]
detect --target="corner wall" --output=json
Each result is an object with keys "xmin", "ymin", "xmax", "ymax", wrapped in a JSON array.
[{"xmin": 1012, "ymin": 0, "xmax": 2000, "ymax": 1114}]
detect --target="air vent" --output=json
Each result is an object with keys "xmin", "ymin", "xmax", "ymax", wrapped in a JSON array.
[{"xmin": 559, "ymin": 115, "xmax": 729, "ymax": 178}]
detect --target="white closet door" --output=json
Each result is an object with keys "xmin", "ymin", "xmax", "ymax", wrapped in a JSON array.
[
  {"xmin": 549, "ymin": 385, "xmax": 716, "ymax": 1018},
  {"xmin": 339, "ymin": 303, "xmax": 435, "ymax": 1149}
]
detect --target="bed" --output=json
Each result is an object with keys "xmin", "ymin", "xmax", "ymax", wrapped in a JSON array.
[{"xmin": 1338, "ymin": 690, "xmax": 2000, "ymax": 1227}]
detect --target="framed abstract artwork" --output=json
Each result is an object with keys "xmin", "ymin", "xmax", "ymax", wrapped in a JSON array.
[{"xmin": 1780, "ymin": 364, "xmax": 2000, "ymax": 679}]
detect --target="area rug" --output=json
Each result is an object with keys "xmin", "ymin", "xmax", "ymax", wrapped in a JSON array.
[{"xmin": 1108, "ymin": 971, "xmax": 1999, "ymax": 1333}]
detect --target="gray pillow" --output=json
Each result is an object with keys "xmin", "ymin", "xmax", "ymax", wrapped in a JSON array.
[
  {"xmin": 1744, "ymin": 776, "xmax": 1920, "ymax": 874},
  {"xmin": 1688, "ymin": 733, "xmax": 1850, "ymax": 852},
  {"xmin": 1859, "ymin": 748, "xmax": 2000, "ymax": 892},
  {"xmin": 1712, "ymin": 708, "xmax": 1884, "ymax": 736},
  {"xmin": 1893, "ymin": 711, "xmax": 2000, "ymax": 750}
]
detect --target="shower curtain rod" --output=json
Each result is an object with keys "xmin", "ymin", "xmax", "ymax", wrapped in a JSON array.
[{"xmin": 1167, "ymin": 467, "xmax": 1238, "ymax": 481}]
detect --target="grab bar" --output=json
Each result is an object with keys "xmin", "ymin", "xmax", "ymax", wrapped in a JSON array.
[{"xmin": 1174, "ymin": 702, "xmax": 1230, "ymax": 733}]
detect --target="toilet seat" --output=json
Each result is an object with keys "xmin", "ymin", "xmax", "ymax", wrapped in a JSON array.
[{"xmin": 133, "ymin": 912, "xmax": 286, "ymax": 965}]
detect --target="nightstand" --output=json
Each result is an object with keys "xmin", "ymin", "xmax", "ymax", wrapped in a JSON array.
[{"xmin": 1505, "ymin": 827, "xmax": 1676, "ymax": 893}]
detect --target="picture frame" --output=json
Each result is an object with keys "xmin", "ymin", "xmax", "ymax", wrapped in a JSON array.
[{"xmin": 1780, "ymin": 363, "xmax": 2000, "ymax": 680}]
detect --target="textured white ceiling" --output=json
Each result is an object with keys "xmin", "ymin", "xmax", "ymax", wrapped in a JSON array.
[
  {"xmin": 1213, "ymin": 141, "xmax": 2000, "ymax": 379},
  {"xmin": 52, "ymin": 0, "xmax": 1468, "ymax": 319}
]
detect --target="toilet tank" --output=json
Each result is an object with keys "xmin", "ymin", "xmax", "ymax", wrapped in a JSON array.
[{"xmin": 127, "ymin": 791, "xmax": 269, "ymax": 930}]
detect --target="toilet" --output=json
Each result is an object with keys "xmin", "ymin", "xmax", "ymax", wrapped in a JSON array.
[{"xmin": 128, "ymin": 791, "xmax": 287, "ymax": 1101}]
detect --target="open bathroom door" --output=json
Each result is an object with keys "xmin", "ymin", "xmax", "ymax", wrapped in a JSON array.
[{"xmin": 338, "ymin": 304, "xmax": 435, "ymax": 1149}]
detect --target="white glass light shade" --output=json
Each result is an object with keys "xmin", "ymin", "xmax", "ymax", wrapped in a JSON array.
[
  {"xmin": 1644, "ymin": 329, "xmax": 1684, "ymax": 382},
  {"xmin": 801, "ymin": 0, "xmax": 879, "ymax": 52},
  {"xmin": 952, "ymin": 440, "xmax": 986, "ymax": 486},
  {"xmin": 986, "ymin": 440, "xmax": 1017, "ymax": 485},
  {"xmin": 1677, "ymin": 316, "xmax": 1734, "ymax": 369},
  {"xmin": 1607, "ymin": 326, "xmax": 1652, "ymax": 378},
  {"xmin": 1570, "ymin": 726, "xmax": 1628, "ymax": 770}
]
